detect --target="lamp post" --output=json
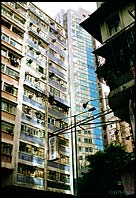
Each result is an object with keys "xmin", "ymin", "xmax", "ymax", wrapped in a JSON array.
[{"xmin": 72, "ymin": 107, "xmax": 96, "ymax": 196}]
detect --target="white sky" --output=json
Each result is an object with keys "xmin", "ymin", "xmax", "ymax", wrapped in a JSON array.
[{"xmin": 33, "ymin": 2, "xmax": 97, "ymax": 19}]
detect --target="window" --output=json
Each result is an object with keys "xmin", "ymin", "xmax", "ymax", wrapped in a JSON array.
[
  {"xmin": 1, "ymin": 121, "xmax": 14, "ymax": 134},
  {"xmin": 48, "ymin": 170, "xmax": 56, "ymax": 180},
  {"xmin": 8, "ymin": 52, "xmax": 21, "ymax": 66},
  {"xmin": 12, "ymin": 26, "xmax": 24, "ymax": 37},
  {"xmin": 38, "ymin": 66, "xmax": 44, "ymax": 74},
  {"xmin": 2, "ymin": 7, "xmax": 13, "ymax": 17},
  {"xmin": 1, "ymin": 63, "xmax": 5, "ymax": 73},
  {"xmin": 84, "ymin": 138, "xmax": 92, "ymax": 144},
  {"xmin": 1, "ymin": 33, "xmax": 9, "ymax": 42},
  {"xmin": 3, "ymin": 83, "xmax": 18, "ymax": 96},
  {"xmin": 107, "ymin": 14, "xmax": 121, "ymax": 36},
  {"xmin": 1, "ymin": 142, "xmax": 12, "ymax": 155},
  {"xmin": 2, "ymin": 100, "xmax": 16, "ymax": 114},
  {"xmin": 85, "ymin": 147, "xmax": 93, "ymax": 152},
  {"xmin": 78, "ymin": 137, "xmax": 81, "ymax": 142},
  {"xmin": 5, "ymin": 67, "xmax": 19, "ymax": 79},
  {"xmin": 21, "ymin": 124, "xmax": 38, "ymax": 135},
  {"xmin": 50, "ymin": 86, "xmax": 55, "ymax": 95},
  {"xmin": 1, "ymin": 49, "xmax": 7, "ymax": 57},
  {"xmin": 60, "ymin": 173, "xmax": 70, "ymax": 183},
  {"xmin": 2, "ymin": 19, "xmax": 11, "ymax": 29},
  {"xmin": 14, "ymin": 14, "xmax": 25, "ymax": 25},
  {"xmin": 10, "ymin": 38, "xmax": 22, "ymax": 50}
]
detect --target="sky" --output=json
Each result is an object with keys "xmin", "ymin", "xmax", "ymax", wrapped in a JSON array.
[{"xmin": 33, "ymin": 2, "xmax": 97, "ymax": 19}]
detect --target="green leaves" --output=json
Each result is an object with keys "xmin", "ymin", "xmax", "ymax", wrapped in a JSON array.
[{"xmin": 77, "ymin": 143, "xmax": 130, "ymax": 197}]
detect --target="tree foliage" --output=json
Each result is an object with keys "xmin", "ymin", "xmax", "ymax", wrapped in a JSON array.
[{"xmin": 77, "ymin": 143, "xmax": 130, "ymax": 198}]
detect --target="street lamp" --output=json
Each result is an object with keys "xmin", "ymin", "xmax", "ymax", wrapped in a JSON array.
[{"xmin": 83, "ymin": 98, "xmax": 108, "ymax": 109}]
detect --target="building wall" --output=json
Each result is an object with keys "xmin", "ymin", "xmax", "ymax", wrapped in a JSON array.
[{"xmin": 100, "ymin": 3, "xmax": 135, "ymax": 43}]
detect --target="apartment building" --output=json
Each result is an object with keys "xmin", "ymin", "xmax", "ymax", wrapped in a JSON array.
[
  {"xmin": 100, "ymin": 84, "xmax": 134, "ymax": 152},
  {"xmin": 1, "ymin": 2, "xmax": 72, "ymax": 195}
]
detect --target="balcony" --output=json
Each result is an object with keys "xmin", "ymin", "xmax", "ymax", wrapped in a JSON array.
[
  {"xmin": 17, "ymin": 174, "xmax": 44, "ymax": 186},
  {"xmin": 19, "ymin": 152, "xmax": 44, "ymax": 166},
  {"xmin": 48, "ymin": 65, "xmax": 67, "ymax": 80},
  {"xmin": 1, "ymin": 111, "xmax": 16, "ymax": 122},
  {"xmin": 27, "ymin": 27, "xmax": 50, "ymax": 46},
  {"xmin": 108, "ymin": 79, "xmax": 135, "ymax": 122},
  {"xmin": 48, "ymin": 107, "xmax": 67, "ymax": 118},
  {"xmin": 27, "ymin": 39, "xmax": 46, "ymax": 55},
  {"xmin": 48, "ymin": 123, "xmax": 59, "ymax": 131},
  {"xmin": 20, "ymin": 132, "xmax": 45, "ymax": 146},
  {"xmin": 26, "ymin": 53, "xmax": 45, "ymax": 67},
  {"xmin": 24, "ymin": 79, "xmax": 47, "ymax": 97},
  {"xmin": 54, "ymin": 95, "xmax": 69, "ymax": 107},
  {"xmin": 23, "ymin": 95, "xmax": 45, "ymax": 110},
  {"xmin": 94, "ymin": 23, "xmax": 135, "ymax": 122},
  {"xmin": 47, "ymin": 180, "xmax": 70, "ymax": 191},
  {"xmin": 50, "ymin": 43, "xmax": 65, "ymax": 57},
  {"xmin": 17, "ymin": 2, "xmax": 28, "ymax": 10},
  {"xmin": 95, "ymin": 62, "xmax": 134, "ymax": 90},
  {"xmin": 95, "ymin": 23, "xmax": 135, "ymax": 86},
  {"xmin": 60, "ymin": 145, "xmax": 70, "ymax": 154},
  {"xmin": 47, "ymin": 161, "xmax": 70, "ymax": 172},
  {"xmin": 4, "ymin": 2, "xmax": 27, "ymax": 18},
  {"xmin": 28, "ymin": 6, "xmax": 49, "ymax": 25},
  {"xmin": 48, "ymin": 53, "xmax": 65, "ymax": 68},
  {"xmin": 49, "ymin": 79, "xmax": 67, "ymax": 92},
  {"xmin": 1, "ymin": 131, "xmax": 14, "ymax": 141},
  {"xmin": 21, "ymin": 112, "xmax": 45, "ymax": 128}
]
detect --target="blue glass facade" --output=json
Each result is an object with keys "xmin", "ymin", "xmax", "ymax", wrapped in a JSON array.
[
  {"xmin": 66, "ymin": 9, "xmax": 103, "ymax": 164},
  {"xmin": 86, "ymin": 42, "xmax": 103, "ymax": 151}
]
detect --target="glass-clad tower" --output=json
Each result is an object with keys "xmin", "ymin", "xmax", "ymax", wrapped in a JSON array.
[{"xmin": 56, "ymin": 8, "xmax": 103, "ymax": 193}]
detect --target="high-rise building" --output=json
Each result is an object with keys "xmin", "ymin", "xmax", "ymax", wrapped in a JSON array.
[
  {"xmin": 1, "ymin": 2, "xmax": 72, "ymax": 195},
  {"xmin": 101, "ymin": 84, "xmax": 134, "ymax": 153},
  {"xmin": 56, "ymin": 8, "xmax": 103, "ymax": 195}
]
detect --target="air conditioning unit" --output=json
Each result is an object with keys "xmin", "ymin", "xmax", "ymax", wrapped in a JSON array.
[
  {"xmin": 52, "ymin": 39, "xmax": 56, "ymax": 43},
  {"xmin": 28, "ymin": 94, "xmax": 33, "ymax": 99},
  {"xmin": 28, "ymin": 59, "xmax": 33, "ymax": 64},
  {"xmin": 36, "ymin": 51, "xmax": 41, "ymax": 55},
  {"xmin": 49, "ymin": 72, "xmax": 55, "ymax": 78},
  {"xmin": 29, "ymin": 22, "xmax": 33, "ymax": 26},
  {"xmin": 50, "ymin": 22, "xmax": 54, "ymax": 25},
  {"xmin": 35, "ymin": 77, "xmax": 39, "ymax": 82},
  {"xmin": 41, "ymin": 121, "xmax": 45, "ymax": 126},
  {"xmin": 38, "ymin": 41, "xmax": 41, "ymax": 45},
  {"xmin": 55, "ymin": 30, "xmax": 58, "ymax": 34},
  {"xmin": 37, "ymin": 28, "xmax": 41, "ymax": 33},
  {"xmin": 41, "ymin": 75, "xmax": 46, "ymax": 80},
  {"xmin": 29, "ymin": 46, "xmax": 33, "ymax": 50}
]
